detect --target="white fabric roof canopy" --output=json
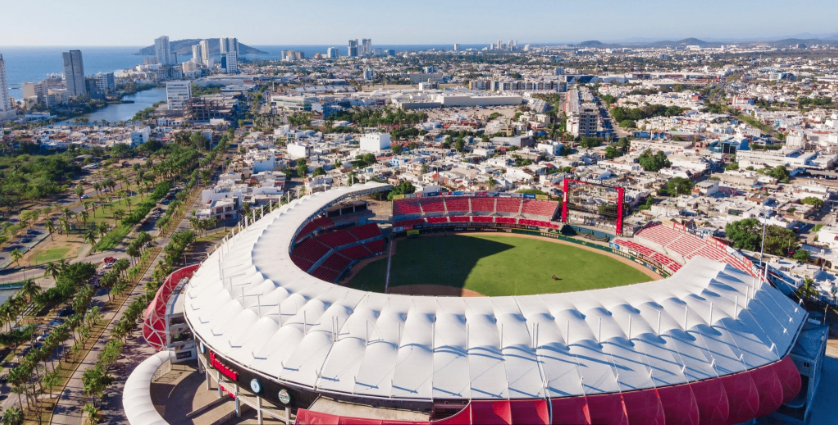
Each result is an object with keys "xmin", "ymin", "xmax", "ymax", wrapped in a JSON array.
[{"xmin": 184, "ymin": 183, "xmax": 806, "ymax": 402}]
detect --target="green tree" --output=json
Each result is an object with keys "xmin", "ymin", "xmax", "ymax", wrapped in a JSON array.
[
  {"xmin": 312, "ymin": 167, "xmax": 326, "ymax": 177},
  {"xmin": 3, "ymin": 406, "xmax": 23, "ymax": 425},
  {"xmin": 391, "ymin": 144, "xmax": 403, "ymax": 155},
  {"xmin": 666, "ymin": 177, "xmax": 694, "ymax": 196},
  {"xmin": 800, "ymin": 197, "xmax": 824, "ymax": 209},
  {"xmin": 725, "ymin": 219, "xmax": 762, "ymax": 252},
  {"xmin": 579, "ymin": 137, "xmax": 601, "ymax": 149},
  {"xmin": 10, "ymin": 249, "xmax": 23, "ymax": 267},
  {"xmin": 638, "ymin": 149, "xmax": 671, "ymax": 172},
  {"xmin": 793, "ymin": 249, "xmax": 810, "ymax": 262},
  {"xmin": 387, "ymin": 181, "xmax": 416, "ymax": 201},
  {"xmin": 725, "ymin": 162, "xmax": 739, "ymax": 171}
]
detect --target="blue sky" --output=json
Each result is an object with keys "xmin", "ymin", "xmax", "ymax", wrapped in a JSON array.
[{"xmin": 2, "ymin": 0, "xmax": 837, "ymax": 46}]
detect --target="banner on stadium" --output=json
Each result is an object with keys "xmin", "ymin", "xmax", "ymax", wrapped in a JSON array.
[
  {"xmin": 609, "ymin": 242, "xmax": 620, "ymax": 250},
  {"xmin": 392, "ymin": 194, "xmax": 405, "ymax": 200},
  {"xmin": 407, "ymin": 230, "xmax": 420, "ymax": 236},
  {"xmin": 705, "ymin": 236, "xmax": 728, "ymax": 251},
  {"xmin": 404, "ymin": 193, "xmax": 417, "ymax": 199},
  {"xmin": 522, "ymin": 193, "xmax": 537, "ymax": 199},
  {"xmin": 499, "ymin": 192, "xmax": 515, "ymax": 197},
  {"xmin": 536, "ymin": 194, "xmax": 550, "ymax": 200},
  {"xmin": 394, "ymin": 226, "xmax": 404, "ymax": 232},
  {"xmin": 425, "ymin": 191, "xmax": 440, "ymax": 197},
  {"xmin": 463, "ymin": 192, "xmax": 476, "ymax": 196},
  {"xmin": 484, "ymin": 191, "xmax": 495, "ymax": 197},
  {"xmin": 452, "ymin": 191, "xmax": 464, "ymax": 196}
]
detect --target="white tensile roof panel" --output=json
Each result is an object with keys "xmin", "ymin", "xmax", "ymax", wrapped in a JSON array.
[{"xmin": 183, "ymin": 183, "xmax": 807, "ymax": 402}]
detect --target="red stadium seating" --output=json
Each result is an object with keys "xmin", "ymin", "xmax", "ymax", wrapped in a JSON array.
[
  {"xmin": 348, "ymin": 223, "xmax": 382, "ymax": 241},
  {"xmin": 421, "ymin": 198, "xmax": 447, "ymax": 213},
  {"xmin": 495, "ymin": 217, "xmax": 518, "ymax": 225},
  {"xmin": 321, "ymin": 252, "xmax": 352, "ymax": 271},
  {"xmin": 365, "ymin": 240, "xmax": 385, "ymax": 254},
  {"xmin": 311, "ymin": 266, "xmax": 341, "ymax": 282},
  {"xmin": 339, "ymin": 244, "xmax": 374, "ymax": 260},
  {"xmin": 471, "ymin": 216, "xmax": 494, "ymax": 223},
  {"xmin": 395, "ymin": 219, "xmax": 426, "ymax": 228},
  {"xmin": 290, "ymin": 255, "xmax": 315, "ymax": 272},
  {"xmin": 316, "ymin": 229, "xmax": 358, "ymax": 247},
  {"xmin": 470, "ymin": 197, "xmax": 496, "ymax": 213},
  {"xmin": 293, "ymin": 238, "xmax": 330, "ymax": 262},
  {"xmin": 427, "ymin": 216, "xmax": 449, "ymax": 224},
  {"xmin": 445, "ymin": 198, "xmax": 470, "ymax": 212},
  {"xmin": 394, "ymin": 199, "xmax": 423, "ymax": 215},
  {"xmin": 496, "ymin": 198, "xmax": 522, "ymax": 214},
  {"xmin": 450, "ymin": 216, "xmax": 471, "ymax": 223},
  {"xmin": 521, "ymin": 199, "xmax": 558, "ymax": 217},
  {"xmin": 295, "ymin": 217, "xmax": 335, "ymax": 242}
]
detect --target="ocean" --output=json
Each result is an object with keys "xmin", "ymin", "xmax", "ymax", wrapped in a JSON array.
[{"xmin": 0, "ymin": 44, "xmax": 488, "ymax": 100}]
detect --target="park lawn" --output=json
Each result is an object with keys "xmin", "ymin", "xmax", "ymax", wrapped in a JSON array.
[
  {"xmin": 31, "ymin": 247, "xmax": 72, "ymax": 264},
  {"xmin": 88, "ymin": 194, "xmax": 146, "ymax": 225},
  {"xmin": 348, "ymin": 234, "xmax": 651, "ymax": 296}
]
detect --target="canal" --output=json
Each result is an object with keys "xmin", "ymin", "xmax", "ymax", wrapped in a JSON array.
[{"xmin": 57, "ymin": 86, "xmax": 166, "ymax": 125}]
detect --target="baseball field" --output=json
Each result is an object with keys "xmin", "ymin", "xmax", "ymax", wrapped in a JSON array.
[{"xmin": 345, "ymin": 233, "xmax": 656, "ymax": 296}]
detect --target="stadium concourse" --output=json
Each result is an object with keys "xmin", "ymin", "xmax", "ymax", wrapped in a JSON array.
[{"xmin": 131, "ymin": 183, "xmax": 809, "ymax": 425}]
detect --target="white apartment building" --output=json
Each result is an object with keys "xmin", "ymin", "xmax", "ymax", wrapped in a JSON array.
[
  {"xmin": 166, "ymin": 81, "xmax": 192, "ymax": 111},
  {"xmin": 225, "ymin": 52, "xmax": 238, "ymax": 74},
  {"xmin": 155, "ymin": 36, "xmax": 171, "ymax": 66},
  {"xmin": 0, "ymin": 54, "xmax": 15, "ymax": 121},
  {"xmin": 192, "ymin": 45, "xmax": 201, "ymax": 64},
  {"xmin": 130, "ymin": 127, "xmax": 151, "ymax": 145},
  {"xmin": 199, "ymin": 40, "xmax": 210, "ymax": 66},
  {"xmin": 360, "ymin": 133, "xmax": 391, "ymax": 152},
  {"xmin": 287, "ymin": 143, "xmax": 312, "ymax": 159}
]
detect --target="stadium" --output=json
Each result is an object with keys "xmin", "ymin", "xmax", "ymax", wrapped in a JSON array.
[{"xmin": 129, "ymin": 182, "xmax": 814, "ymax": 425}]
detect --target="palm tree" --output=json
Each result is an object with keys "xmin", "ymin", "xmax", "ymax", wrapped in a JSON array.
[
  {"xmin": 113, "ymin": 209, "xmax": 125, "ymax": 224},
  {"xmin": 83, "ymin": 403, "xmax": 101, "ymax": 425},
  {"xmin": 45, "ymin": 219, "xmax": 56, "ymax": 240},
  {"xmin": 3, "ymin": 405, "xmax": 23, "ymax": 425},
  {"xmin": 98, "ymin": 222, "xmax": 109, "ymax": 239},
  {"xmin": 796, "ymin": 277, "xmax": 819, "ymax": 304},
  {"xmin": 85, "ymin": 230, "xmax": 98, "ymax": 251},
  {"xmin": 44, "ymin": 261, "xmax": 61, "ymax": 280},
  {"xmin": 125, "ymin": 197, "xmax": 133, "ymax": 214},
  {"xmin": 79, "ymin": 210, "xmax": 89, "ymax": 227},
  {"xmin": 19, "ymin": 279, "xmax": 41, "ymax": 304},
  {"xmin": 10, "ymin": 249, "xmax": 23, "ymax": 267}
]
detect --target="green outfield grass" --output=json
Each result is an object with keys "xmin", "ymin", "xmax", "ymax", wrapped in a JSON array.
[{"xmin": 347, "ymin": 234, "xmax": 651, "ymax": 296}]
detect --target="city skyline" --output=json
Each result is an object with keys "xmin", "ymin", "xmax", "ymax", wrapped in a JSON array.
[{"xmin": 2, "ymin": 0, "xmax": 838, "ymax": 46}]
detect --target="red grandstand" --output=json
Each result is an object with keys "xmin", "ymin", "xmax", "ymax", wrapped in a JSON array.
[{"xmin": 392, "ymin": 194, "xmax": 560, "ymax": 231}]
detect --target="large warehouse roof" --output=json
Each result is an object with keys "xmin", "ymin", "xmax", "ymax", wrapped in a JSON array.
[{"xmin": 183, "ymin": 183, "xmax": 806, "ymax": 402}]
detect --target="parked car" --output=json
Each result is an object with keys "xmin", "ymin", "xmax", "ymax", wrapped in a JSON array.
[
  {"xmin": 103, "ymin": 257, "xmax": 116, "ymax": 264},
  {"xmin": 26, "ymin": 229, "xmax": 38, "ymax": 235}
]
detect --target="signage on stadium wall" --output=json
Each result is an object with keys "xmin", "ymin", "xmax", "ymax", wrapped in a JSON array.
[
  {"xmin": 705, "ymin": 236, "xmax": 728, "ymax": 251},
  {"xmin": 536, "ymin": 194, "xmax": 550, "ymax": 200},
  {"xmin": 392, "ymin": 194, "xmax": 405, "ymax": 200},
  {"xmin": 453, "ymin": 191, "xmax": 464, "ymax": 196},
  {"xmin": 209, "ymin": 351, "xmax": 239, "ymax": 382},
  {"xmin": 463, "ymin": 192, "xmax": 476, "ymax": 196},
  {"xmin": 425, "ymin": 192, "xmax": 440, "ymax": 197},
  {"xmin": 394, "ymin": 226, "xmax": 404, "ymax": 232},
  {"xmin": 523, "ymin": 193, "xmax": 537, "ymax": 199},
  {"xmin": 609, "ymin": 242, "xmax": 620, "ymax": 250},
  {"xmin": 453, "ymin": 227, "xmax": 465, "ymax": 231},
  {"xmin": 499, "ymin": 192, "xmax": 515, "ymax": 197},
  {"xmin": 483, "ymin": 192, "xmax": 495, "ymax": 196},
  {"xmin": 482, "ymin": 228, "xmax": 498, "ymax": 232}
]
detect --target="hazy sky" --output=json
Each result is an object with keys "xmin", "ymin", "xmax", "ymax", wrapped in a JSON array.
[{"xmin": 2, "ymin": 0, "xmax": 836, "ymax": 46}]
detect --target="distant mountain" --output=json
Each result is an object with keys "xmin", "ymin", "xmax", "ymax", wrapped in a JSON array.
[
  {"xmin": 570, "ymin": 35, "xmax": 838, "ymax": 49},
  {"xmin": 577, "ymin": 40, "xmax": 605, "ymax": 47},
  {"xmin": 135, "ymin": 39, "xmax": 267, "ymax": 56}
]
